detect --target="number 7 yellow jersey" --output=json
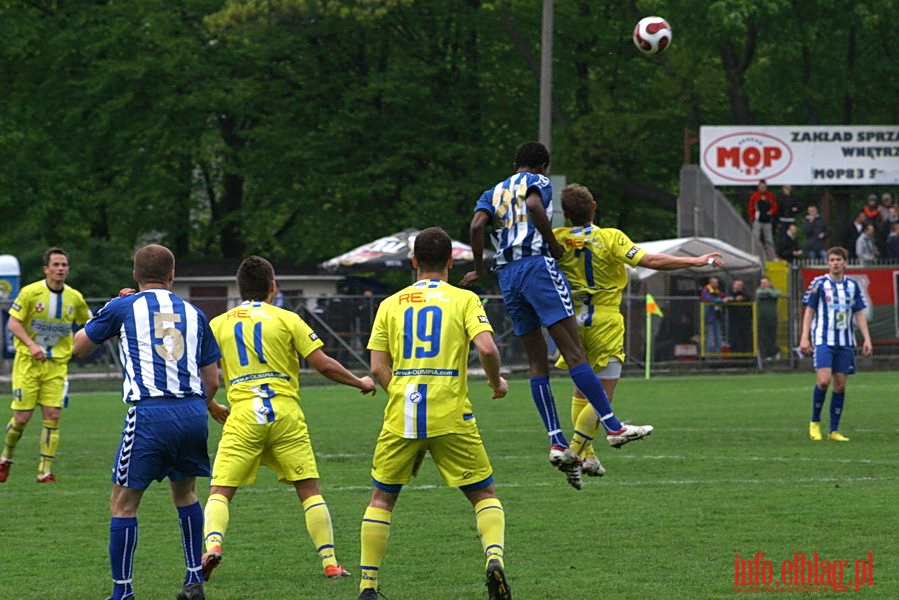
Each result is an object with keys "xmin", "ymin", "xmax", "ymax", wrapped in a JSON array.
[
  {"xmin": 367, "ymin": 279, "xmax": 493, "ymax": 439},
  {"xmin": 553, "ymin": 225, "xmax": 646, "ymax": 309}
]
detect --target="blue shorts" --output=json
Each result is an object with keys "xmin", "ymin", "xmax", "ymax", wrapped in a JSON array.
[
  {"xmin": 497, "ymin": 255, "xmax": 574, "ymax": 336},
  {"xmin": 813, "ymin": 344, "xmax": 856, "ymax": 375},
  {"xmin": 111, "ymin": 397, "xmax": 211, "ymax": 490}
]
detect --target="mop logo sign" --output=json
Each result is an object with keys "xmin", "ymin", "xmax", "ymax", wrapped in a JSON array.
[{"xmin": 702, "ymin": 131, "xmax": 793, "ymax": 183}]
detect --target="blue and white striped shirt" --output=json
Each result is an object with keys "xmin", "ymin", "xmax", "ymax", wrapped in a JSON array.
[
  {"xmin": 802, "ymin": 275, "xmax": 866, "ymax": 347},
  {"xmin": 474, "ymin": 171, "xmax": 553, "ymax": 267},
  {"xmin": 84, "ymin": 289, "xmax": 221, "ymax": 402}
]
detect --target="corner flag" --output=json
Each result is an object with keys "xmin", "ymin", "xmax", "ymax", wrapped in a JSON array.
[
  {"xmin": 645, "ymin": 294, "xmax": 663, "ymax": 380},
  {"xmin": 646, "ymin": 293, "xmax": 663, "ymax": 318}
]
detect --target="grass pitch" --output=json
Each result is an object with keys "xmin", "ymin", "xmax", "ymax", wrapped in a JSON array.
[{"xmin": 0, "ymin": 371, "xmax": 896, "ymax": 599}]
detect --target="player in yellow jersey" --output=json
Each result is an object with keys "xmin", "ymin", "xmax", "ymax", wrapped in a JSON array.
[
  {"xmin": 359, "ymin": 227, "xmax": 511, "ymax": 600},
  {"xmin": 1, "ymin": 247, "xmax": 91, "ymax": 483},
  {"xmin": 554, "ymin": 184, "xmax": 723, "ymax": 488},
  {"xmin": 201, "ymin": 256, "xmax": 376, "ymax": 583}
]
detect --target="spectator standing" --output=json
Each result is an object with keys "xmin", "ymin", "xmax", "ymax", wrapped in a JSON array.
[
  {"xmin": 855, "ymin": 224, "xmax": 879, "ymax": 265},
  {"xmin": 777, "ymin": 184, "xmax": 800, "ymax": 237},
  {"xmin": 700, "ymin": 276, "xmax": 729, "ymax": 356},
  {"xmin": 747, "ymin": 180, "xmax": 779, "ymax": 260},
  {"xmin": 879, "ymin": 193, "xmax": 894, "ymax": 220},
  {"xmin": 862, "ymin": 194, "xmax": 882, "ymax": 228},
  {"xmin": 755, "ymin": 277, "xmax": 782, "ymax": 360},
  {"xmin": 886, "ymin": 222, "xmax": 899, "ymax": 261},
  {"xmin": 802, "ymin": 205, "xmax": 830, "ymax": 262},
  {"xmin": 727, "ymin": 279, "xmax": 752, "ymax": 354},
  {"xmin": 777, "ymin": 223, "xmax": 803, "ymax": 263},
  {"xmin": 880, "ymin": 206, "xmax": 899, "ymax": 254},
  {"xmin": 843, "ymin": 212, "xmax": 866, "ymax": 260}
]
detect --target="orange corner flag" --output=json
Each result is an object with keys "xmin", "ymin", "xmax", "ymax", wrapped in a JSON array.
[{"xmin": 646, "ymin": 293, "xmax": 663, "ymax": 317}]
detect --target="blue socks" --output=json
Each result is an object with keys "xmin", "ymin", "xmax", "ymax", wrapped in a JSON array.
[
  {"xmin": 811, "ymin": 386, "xmax": 826, "ymax": 422},
  {"xmin": 811, "ymin": 386, "xmax": 845, "ymax": 432},
  {"xmin": 177, "ymin": 502, "xmax": 205, "ymax": 585},
  {"xmin": 109, "ymin": 517, "xmax": 138, "ymax": 600},
  {"xmin": 829, "ymin": 392, "xmax": 845, "ymax": 432},
  {"xmin": 109, "ymin": 503, "xmax": 204, "ymax": 600},
  {"xmin": 529, "ymin": 377, "xmax": 567, "ymax": 447},
  {"xmin": 569, "ymin": 363, "xmax": 623, "ymax": 432}
]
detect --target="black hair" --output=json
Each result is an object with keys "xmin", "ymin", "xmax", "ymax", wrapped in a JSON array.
[{"xmin": 514, "ymin": 141, "xmax": 550, "ymax": 170}]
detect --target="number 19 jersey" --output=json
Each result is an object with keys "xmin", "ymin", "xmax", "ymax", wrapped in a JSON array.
[{"xmin": 367, "ymin": 279, "xmax": 493, "ymax": 439}]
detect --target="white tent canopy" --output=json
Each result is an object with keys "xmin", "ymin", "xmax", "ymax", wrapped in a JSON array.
[{"xmin": 627, "ymin": 236, "xmax": 764, "ymax": 281}]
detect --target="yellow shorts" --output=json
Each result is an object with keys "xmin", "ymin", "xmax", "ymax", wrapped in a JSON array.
[
  {"xmin": 556, "ymin": 308, "xmax": 625, "ymax": 372},
  {"xmin": 10, "ymin": 354, "xmax": 68, "ymax": 411},
  {"xmin": 210, "ymin": 403, "xmax": 319, "ymax": 486},
  {"xmin": 370, "ymin": 425, "xmax": 493, "ymax": 488}
]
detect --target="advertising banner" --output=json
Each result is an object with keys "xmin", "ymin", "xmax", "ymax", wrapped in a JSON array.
[{"xmin": 700, "ymin": 125, "xmax": 899, "ymax": 186}]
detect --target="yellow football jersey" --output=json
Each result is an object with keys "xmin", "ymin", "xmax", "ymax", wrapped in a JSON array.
[
  {"xmin": 9, "ymin": 280, "xmax": 92, "ymax": 361},
  {"xmin": 211, "ymin": 301, "xmax": 323, "ymax": 408},
  {"xmin": 553, "ymin": 225, "xmax": 646, "ymax": 308},
  {"xmin": 367, "ymin": 279, "xmax": 493, "ymax": 439}
]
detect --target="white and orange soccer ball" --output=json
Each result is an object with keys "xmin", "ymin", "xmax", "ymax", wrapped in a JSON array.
[{"xmin": 632, "ymin": 16, "xmax": 672, "ymax": 56}]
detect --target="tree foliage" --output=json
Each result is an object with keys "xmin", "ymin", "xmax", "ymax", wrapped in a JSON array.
[{"xmin": 0, "ymin": 0, "xmax": 897, "ymax": 294}]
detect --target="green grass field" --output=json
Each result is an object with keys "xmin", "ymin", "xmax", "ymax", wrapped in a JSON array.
[{"xmin": 0, "ymin": 371, "xmax": 896, "ymax": 600}]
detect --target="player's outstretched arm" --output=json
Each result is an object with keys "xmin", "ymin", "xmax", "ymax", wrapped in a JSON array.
[
  {"xmin": 637, "ymin": 251, "xmax": 724, "ymax": 271},
  {"xmin": 306, "ymin": 348, "xmax": 376, "ymax": 395}
]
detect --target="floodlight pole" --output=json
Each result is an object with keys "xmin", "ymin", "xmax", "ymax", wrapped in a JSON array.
[{"xmin": 539, "ymin": 0, "xmax": 553, "ymax": 155}]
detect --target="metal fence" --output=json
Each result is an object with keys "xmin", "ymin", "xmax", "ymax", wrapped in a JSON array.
[{"xmin": 7, "ymin": 279, "xmax": 891, "ymax": 392}]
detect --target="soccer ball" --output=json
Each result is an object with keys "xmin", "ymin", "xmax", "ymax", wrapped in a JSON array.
[{"xmin": 633, "ymin": 16, "xmax": 672, "ymax": 55}]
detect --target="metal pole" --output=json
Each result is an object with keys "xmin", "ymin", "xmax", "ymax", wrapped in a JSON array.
[{"xmin": 539, "ymin": 0, "xmax": 553, "ymax": 152}]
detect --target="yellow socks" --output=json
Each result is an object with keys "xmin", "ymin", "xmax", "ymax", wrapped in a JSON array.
[
  {"xmin": 569, "ymin": 398, "xmax": 600, "ymax": 458},
  {"xmin": 3, "ymin": 417, "xmax": 25, "ymax": 460},
  {"xmin": 303, "ymin": 494, "xmax": 337, "ymax": 568},
  {"xmin": 203, "ymin": 493, "xmax": 230, "ymax": 551},
  {"xmin": 38, "ymin": 419, "xmax": 59, "ymax": 475},
  {"xmin": 474, "ymin": 498, "xmax": 505, "ymax": 568},
  {"xmin": 359, "ymin": 506, "xmax": 392, "ymax": 591}
]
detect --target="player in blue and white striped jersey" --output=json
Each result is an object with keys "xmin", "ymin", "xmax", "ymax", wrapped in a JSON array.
[
  {"xmin": 799, "ymin": 246, "xmax": 872, "ymax": 442},
  {"xmin": 74, "ymin": 244, "xmax": 229, "ymax": 600},
  {"xmin": 461, "ymin": 141, "xmax": 652, "ymax": 486}
]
